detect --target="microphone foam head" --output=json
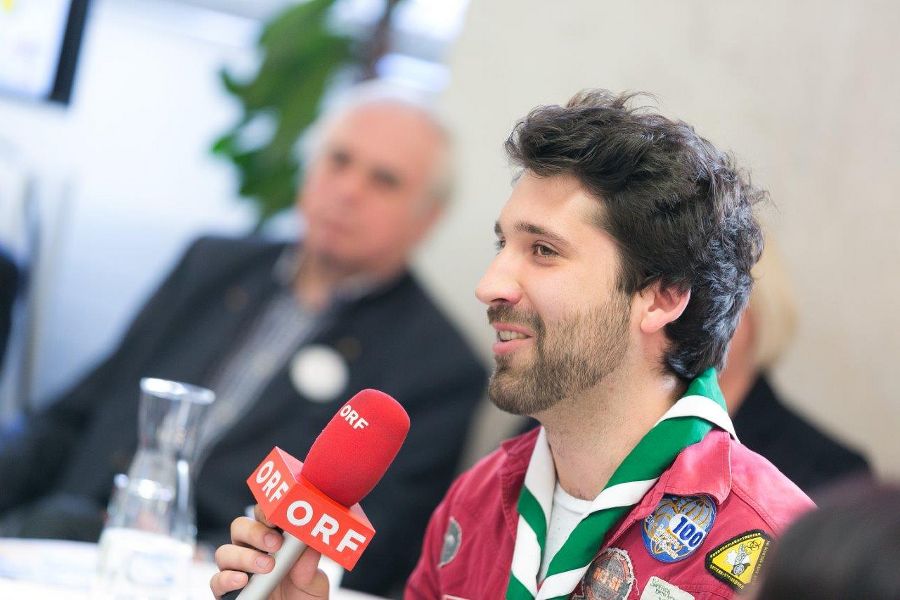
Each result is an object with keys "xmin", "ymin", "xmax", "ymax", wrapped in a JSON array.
[{"xmin": 302, "ymin": 389, "xmax": 410, "ymax": 507}]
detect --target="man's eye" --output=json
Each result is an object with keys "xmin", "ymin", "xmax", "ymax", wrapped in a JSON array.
[
  {"xmin": 372, "ymin": 170, "xmax": 400, "ymax": 189},
  {"xmin": 533, "ymin": 244, "xmax": 556, "ymax": 257},
  {"xmin": 330, "ymin": 151, "xmax": 350, "ymax": 168},
  {"xmin": 494, "ymin": 239, "xmax": 506, "ymax": 252}
]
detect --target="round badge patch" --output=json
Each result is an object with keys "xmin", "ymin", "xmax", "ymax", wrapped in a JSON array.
[
  {"xmin": 572, "ymin": 548, "xmax": 634, "ymax": 600},
  {"xmin": 439, "ymin": 517, "xmax": 462, "ymax": 567},
  {"xmin": 642, "ymin": 494, "xmax": 717, "ymax": 563},
  {"xmin": 289, "ymin": 345, "xmax": 349, "ymax": 403}
]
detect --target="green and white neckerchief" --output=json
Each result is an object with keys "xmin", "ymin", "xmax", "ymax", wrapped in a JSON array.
[{"xmin": 506, "ymin": 368, "xmax": 736, "ymax": 600}]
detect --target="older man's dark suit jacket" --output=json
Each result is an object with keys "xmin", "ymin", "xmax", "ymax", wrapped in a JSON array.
[
  {"xmin": 732, "ymin": 375, "xmax": 870, "ymax": 497},
  {"xmin": 0, "ymin": 235, "xmax": 487, "ymax": 595}
]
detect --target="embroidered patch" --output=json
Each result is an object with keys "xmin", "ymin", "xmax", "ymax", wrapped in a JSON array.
[
  {"xmin": 439, "ymin": 517, "xmax": 462, "ymax": 567},
  {"xmin": 642, "ymin": 495, "xmax": 717, "ymax": 562},
  {"xmin": 704, "ymin": 529, "xmax": 771, "ymax": 590},
  {"xmin": 640, "ymin": 576, "xmax": 694, "ymax": 600},
  {"xmin": 571, "ymin": 548, "xmax": 634, "ymax": 600}
]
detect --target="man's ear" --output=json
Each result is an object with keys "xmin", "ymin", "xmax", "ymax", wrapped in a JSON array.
[{"xmin": 638, "ymin": 282, "xmax": 691, "ymax": 334}]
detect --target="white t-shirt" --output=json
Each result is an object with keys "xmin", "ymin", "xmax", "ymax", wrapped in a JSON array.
[{"xmin": 539, "ymin": 482, "xmax": 594, "ymax": 581}]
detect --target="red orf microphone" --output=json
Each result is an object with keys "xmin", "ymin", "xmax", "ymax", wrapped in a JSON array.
[{"xmin": 223, "ymin": 389, "xmax": 410, "ymax": 600}]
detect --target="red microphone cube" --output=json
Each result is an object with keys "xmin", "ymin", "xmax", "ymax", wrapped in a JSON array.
[{"xmin": 247, "ymin": 447, "xmax": 375, "ymax": 570}]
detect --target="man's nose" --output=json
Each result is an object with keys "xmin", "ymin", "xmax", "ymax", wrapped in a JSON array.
[
  {"xmin": 475, "ymin": 253, "xmax": 523, "ymax": 307},
  {"xmin": 333, "ymin": 168, "xmax": 367, "ymax": 204}
]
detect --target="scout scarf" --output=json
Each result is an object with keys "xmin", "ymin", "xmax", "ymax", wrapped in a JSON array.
[{"xmin": 506, "ymin": 368, "xmax": 736, "ymax": 600}]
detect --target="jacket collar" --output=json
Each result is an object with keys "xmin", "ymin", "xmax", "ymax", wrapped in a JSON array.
[{"xmin": 499, "ymin": 427, "xmax": 541, "ymax": 537}]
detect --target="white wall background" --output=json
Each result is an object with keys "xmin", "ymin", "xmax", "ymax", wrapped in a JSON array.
[
  {"xmin": 417, "ymin": 0, "xmax": 900, "ymax": 477},
  {"xmin": 0, "ymin": 0, "xmax": 256, "ymax": 403}
]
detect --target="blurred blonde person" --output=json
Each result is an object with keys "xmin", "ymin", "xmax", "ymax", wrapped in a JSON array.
[{"xmin": 718, "ymin": 238, "xmax": 870, "ymax": 496}]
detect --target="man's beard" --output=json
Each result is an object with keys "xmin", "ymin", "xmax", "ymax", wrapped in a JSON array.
[{"xmin": 487, "ymin": 293, "xmax": 631, "ymax": 416}]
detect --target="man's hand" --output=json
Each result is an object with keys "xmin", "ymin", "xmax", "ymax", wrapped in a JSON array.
[{"xmin": 210, "ymin": 509, "xmax": 330, "ymax": 600}]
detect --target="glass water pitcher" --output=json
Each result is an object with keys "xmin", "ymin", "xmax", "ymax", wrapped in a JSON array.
[{"xmin": 93, "ymin": 378, "xmax": 214, "ymax": 599}]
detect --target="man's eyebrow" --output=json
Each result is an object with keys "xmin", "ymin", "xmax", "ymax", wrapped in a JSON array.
[
  {"xmin": 494, "ymin": 221, "xmax": 571, "ymax": 248},
  {"xmin": 516, "ymin": 222, "xmax": 570, "ymax": 248}
]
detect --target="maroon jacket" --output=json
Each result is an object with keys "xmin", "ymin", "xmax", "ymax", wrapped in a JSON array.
[{"xmin": 407, "ymin": 428, "xmax": 813, "ymax": 599}]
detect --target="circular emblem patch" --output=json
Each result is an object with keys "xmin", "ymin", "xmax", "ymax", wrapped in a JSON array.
[
  {"xmin": 572, "ymin": 548, "xmax": 634, "ymax": 600},
  {"xmin": 439, "ymin": 517, "xmax": 462, "ymax": 567},
  {"xmin": 289, "ymin": 345, "xmax": 349, "ymax": 403},
  {"xmin": 642, "ymin": 494, "xmax": 717, "ymax": 563}
]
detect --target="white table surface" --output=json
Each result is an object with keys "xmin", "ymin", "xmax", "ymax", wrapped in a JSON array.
[{"xmin": 0, "ymin": 538, "xmax": 382, "ymax": 599}]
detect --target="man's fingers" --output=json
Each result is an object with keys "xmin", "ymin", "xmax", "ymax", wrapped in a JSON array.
[
  {"xmin": 214, "ymin": 543, "xmax": 277, "ymax": 576},
  {"xmin": 220, "ymin": 511, "xmax": 329, "ymax": 599},
  {"xmin": 286, "ymin": 548, "xmax": 330, "ymax": 598},
  {"xmin": 253, "ymin": 504, "xmax": 275, "ymax": 527},
  {"xmin": 230, "ymin": 515, "xmax": 284, "ymax": 552},
  {"xmin": 211, "ymin": 515, "xmax": 278, "ymax": 599},
  {"xmin": 210, "ymin": 569, "xmax": 249, "ymax": 598}
]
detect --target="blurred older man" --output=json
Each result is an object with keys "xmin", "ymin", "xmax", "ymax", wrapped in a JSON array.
[{"xmin": 0, "ymin": 85, "xmax": 486, "ymax": 596}]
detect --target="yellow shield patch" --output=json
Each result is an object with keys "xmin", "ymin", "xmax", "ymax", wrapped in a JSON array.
[{"xmin": 704, "ymin": 529, "xmax": 771, "ymax": 590}]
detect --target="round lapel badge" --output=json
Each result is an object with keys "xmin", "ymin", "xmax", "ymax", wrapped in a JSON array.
[
  {"xmin": 289, "ymin": 344, "xmax": 349, "ymax": 403},
  {"xmin": 641, "ymin": 494, "xmax": 717, "ymax": 563}
]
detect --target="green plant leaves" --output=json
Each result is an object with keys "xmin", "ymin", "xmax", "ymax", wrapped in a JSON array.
[{"xmin": 213, "ymin": 0, "xmax": 353, "ymax": 226}]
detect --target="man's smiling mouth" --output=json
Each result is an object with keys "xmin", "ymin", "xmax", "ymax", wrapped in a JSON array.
[{"xmin": 497, "ymin": 330, "xmax": 530, "ymax": 342}]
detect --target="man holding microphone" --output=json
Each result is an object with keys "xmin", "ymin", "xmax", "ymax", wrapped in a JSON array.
[{"xmin": 211, "ymin": 89, "xmax": 812, "ymax": 600}]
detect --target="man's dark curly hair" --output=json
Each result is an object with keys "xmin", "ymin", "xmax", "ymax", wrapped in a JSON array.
[{"xmin": 505, "ymin": 89, "xmax": 765, "ymax": 380}]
